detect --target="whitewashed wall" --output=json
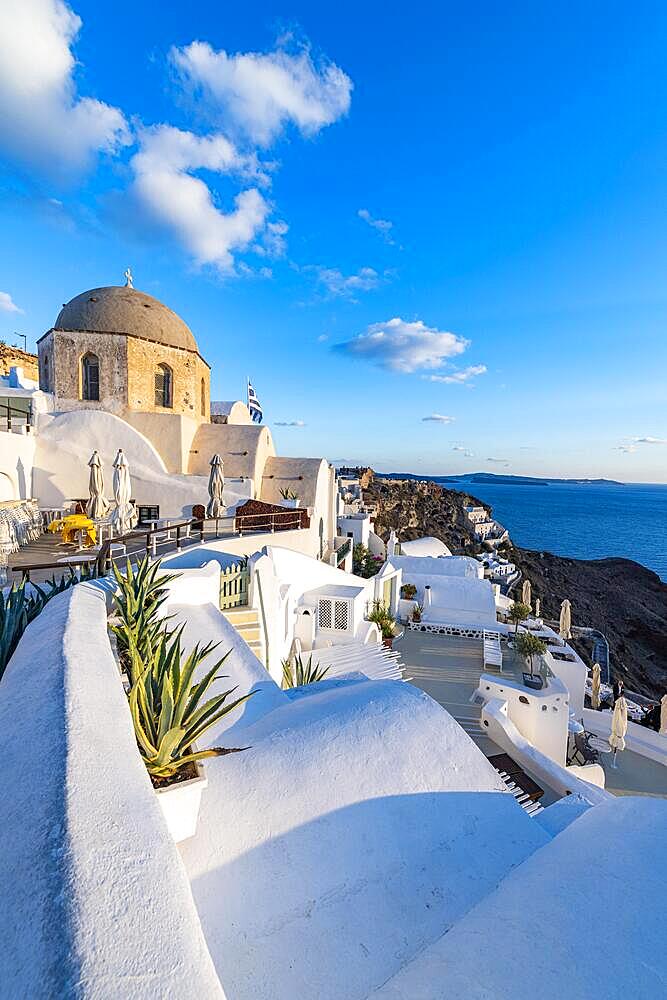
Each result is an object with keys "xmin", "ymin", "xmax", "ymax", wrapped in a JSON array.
[
  {"xmin": 0, "ymin": 429, "xmax": 35, "ymax": 499},
  {"xmin": 0, "ymin": 582, "xmax": 224, "ymax": 998}
]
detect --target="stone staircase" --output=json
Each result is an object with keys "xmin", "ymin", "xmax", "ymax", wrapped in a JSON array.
[{"xmin": 221, "ymin": 606, "xmax": 264, "ymax": 662}]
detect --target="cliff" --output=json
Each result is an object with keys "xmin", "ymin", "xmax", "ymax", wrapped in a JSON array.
[
  {"xmin": 365, "ymin": 475, "xmax": 667, "ymax": 700},
  {"xmin": 0, "ymin": 343, "xmax": 38, "ymax": 380}
]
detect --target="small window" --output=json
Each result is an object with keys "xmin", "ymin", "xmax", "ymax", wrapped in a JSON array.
[
  {"xmin": 201, "ymin": 377, "xmax": 206, "ymax": 416},
  {"xmin": 81, "ymin": 353, "xmax": 99, "ymax": 401},
  {"xmin": 41, "ymin": 352, "xmax": 49, "ymax": 391},
  {"xmin": 155, "ymin": 364, "xmax": 173, "ymax": 408}
]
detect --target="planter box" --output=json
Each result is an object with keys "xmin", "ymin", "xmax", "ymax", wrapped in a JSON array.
[
  {"xmin": 281, "ymin": 498, "xmax": 300, "ymax": 508},
  {"xmin": 155, "ymin": 761, "xmax": 207, "ymax": 843},
  {"xmin": 522, "ymin": 672, "xmax": 544, "ymax": 691}
]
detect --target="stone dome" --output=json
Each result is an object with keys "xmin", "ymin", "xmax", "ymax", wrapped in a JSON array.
[{"xmin": 54, "ymin": 286, "xmax": 198, "ymax": 353}]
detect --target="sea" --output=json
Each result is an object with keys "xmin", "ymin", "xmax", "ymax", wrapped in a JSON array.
[{"xmin": 442, "ymin": 480, "xmax": 667, "ymax": 582}]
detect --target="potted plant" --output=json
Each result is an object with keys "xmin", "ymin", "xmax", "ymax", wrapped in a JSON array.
[
  {"xmin": 367, "ymin": 600, "xmax": 396, "ymax": 648},
  {"xmin": 412, "ymin": 602, "xmax": 424, "ymax": 624},
  {"xmin": 507, "ymin": 601, "xmax": 531, "ymax": 641},
  {"xmin": 515, "ymin": 631, "xmax": 548, "ymax": 691},
  {"xmin": 279, "ymin": 486, "xmax": 300, "ymax": 508},
  {"xmin": 127, "ymin": 625, "xmax": 252, "ymax": 842},
  {"xmin": 401, "ymin": 583, "xmax": 417, "ymax": 600}
]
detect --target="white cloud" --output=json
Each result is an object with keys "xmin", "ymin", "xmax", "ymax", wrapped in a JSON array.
[
  {"xmin": 171, "ymin": 39, "xmax": 352, "ymax": 146},
  {"xmin": 424, "ymin": 364, "xmax": 487, "ymax": 385},
  {"xmin": 0, "ymin": 292, "xmax": 23, "ymax": 314},
  {"xmin": 317, "ymin": 333, "xmax": 329, "ymax": 342},
  {"xmin": 614, "ymin": 445, "xmax": 637, "ymax": 454},
  {"xmin": 358, "ymin": 208, "xmax": 395, "ymax": 244},
  {"xmin": 309, "ymin": 265, "xmax": 380, "ymax": 299},
  {"xmin": 253, "ymin": 219, "xmax": 288, "ymax": 258},
  {"xmin": 0, "ymin": 0, "xmax": 129, "ymax": 178},
  {"xmin": 422, "ymin": 414, "xmax": 455, "ymax": 424},
  {"xmin": 275, "ymin": 420, "xmax": 306, "ymax": 427},
  {"xmin": 452, "ymin": 445, "xmax": 474, "ymax": 457},
  {"xmin": 632, "ymin": 436, "xmax": 667, "ymax": 445},
  {"xmin": 334, "ymin": 317, "xmax": 469, "ymax": 373},
  {"xmin": 129, "ymin": 125, "xmax": 270, "ymax": 273},
  {"xmin": 487, "ymin": 457, "xmax": 510, "ymax": 466}
]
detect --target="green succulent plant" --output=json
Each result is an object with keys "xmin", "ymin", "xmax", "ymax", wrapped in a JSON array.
[
  {"xmin": 110, "ymin": 556, "xmax": 178, "ymax": 679},
  {"xmin": 281, "ymin": 653, "xmax": 329, "ymax": 688},
  {"xmin": 127, "ymin": 624, "xmax": 252, "ymax": 781}
]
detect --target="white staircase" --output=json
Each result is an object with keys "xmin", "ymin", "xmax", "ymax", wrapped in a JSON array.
[
  {"xmin": 492, "ymin": 765, "xmax": 544, "ymax": 817},
  {"xmin": 221, "ymin": 606, "xmax": 264, "ymax": 662}
]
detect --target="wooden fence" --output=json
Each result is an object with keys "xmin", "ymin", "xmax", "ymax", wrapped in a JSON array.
[{"xmin": 219, "ymin": 562, "xmax": 249, "ymax": 610}]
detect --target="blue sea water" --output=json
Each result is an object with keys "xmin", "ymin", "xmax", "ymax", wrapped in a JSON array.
[{"xmin": 445, "ymin": 481, "xmax": 667, "ymax": 582}]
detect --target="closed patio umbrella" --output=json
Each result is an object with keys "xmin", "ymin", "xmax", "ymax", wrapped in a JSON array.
[
  {"xmin": 206, "ymin": 454, "xmax": 225, "ymax": 517},
  {"xmin": 86, "ymin": 450, "xmax": 108, "ymax": 520},
  {"xmin": 111, "ymin": 449, "xmax": 137, "ymax": 535},
  {"xmin": 609, "ymin": 695, "xmax": 628, "ymax": 768},
  {"xmin": 522, "ymin": 579, "xmax": 532, "ymax": 609},
  {"xmin": 591, "ymin": 662, "xmax": 601, "ymax": 710},
  {"xmin": 559, "ymin": 599, "xmax": 572, "ymax": 639},
  {"xmin": 535, "ymin": 598, "xmax": 540, "ymax": 619},
  {"xmin": 660, "ymin": 694, "xmax": 667, "ymax": 736}
]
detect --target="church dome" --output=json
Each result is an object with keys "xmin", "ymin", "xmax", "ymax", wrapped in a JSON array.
[{"xmin": 54, "ymin": 286, "xmax": 198, "ymax": 353}]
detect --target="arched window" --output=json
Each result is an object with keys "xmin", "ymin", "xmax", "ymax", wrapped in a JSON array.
[
  {"xmin": 81, "ymin": 353, "xmax": 100, "ymax": 401},
  {"xmin": 41, "ymin": 352, "xmax": 49, "ymax": 391},
  {"xmin": 155, "ymin": 364, "xmax": 173, "ymax": 408},
  {"xmin": 200, "ymin": 377, "xmax": 206, "ymax": 416}
]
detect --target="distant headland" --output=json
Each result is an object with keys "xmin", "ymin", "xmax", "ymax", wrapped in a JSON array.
[{"xmin": 376, "ymin": 472, "xmax": 626, "ymax": 488}]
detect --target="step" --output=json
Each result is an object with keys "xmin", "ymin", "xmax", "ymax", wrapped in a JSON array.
[
  {"xmin": 222, "ymin": 609, "xmax": 258, "ymax": 626},
  {"xmin": 234, "ymin": 626, "xmax": 261, "ymax": 643}
]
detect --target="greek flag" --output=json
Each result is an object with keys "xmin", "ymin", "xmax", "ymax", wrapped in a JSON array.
[{"xmin": 247, "ymin": 379, "xmax": 263, "ymax": 423}]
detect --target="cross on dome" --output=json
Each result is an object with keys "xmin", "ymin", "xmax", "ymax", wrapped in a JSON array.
[{"xmin": 124, "ymin": 267, "xmax": 134, "ymax": 289}]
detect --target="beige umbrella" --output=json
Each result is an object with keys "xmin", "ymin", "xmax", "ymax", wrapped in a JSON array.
[
  {"xmin": 522, "ymin": 579, "xmax": 532, "ymax": 609},
  {"xmin": 609, "ymin": 695, "xmax": 628, "ymax": 767},
  {"xmin": 86, "ymin": 450, "xmax": 108, "ymax": 520},
  {"xmin": 660, "ymin": 694, "xmax": 667, "ymax": 736},
  {"xmin": 559, "ymin": 599, "xmax": 572, "ymax": 639},
  {"xmin": 206, "ymin": 454, "xmax": 225, "ymax": 517},
  {"xmin": 534, "ymin": 597, "xmax": 540, "ymax": 619},
  {"xmin": 111, "ymin": 449, "xmax": 137, "ymax": 535},
  {"xmin": 591, "ymin": 663, "xmax": 601, "ymax": 710}
]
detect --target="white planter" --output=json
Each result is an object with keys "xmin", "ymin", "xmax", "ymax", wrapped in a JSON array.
[
  {"xmin": 281, "ymin": 498, "xmax": 300, "ymax": 508},
  {"xmin": 155, "ymin": 761, "xmax": 207, "ymax": 843}
]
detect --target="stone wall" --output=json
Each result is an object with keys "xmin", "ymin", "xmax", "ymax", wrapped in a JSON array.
[
  {"xmin": 39, "ymin": 329, "xmax": 128, "ymax": 414},
  {"xmin": 126, "ymin": 336, "xmax": 210, "ymax": 420}
]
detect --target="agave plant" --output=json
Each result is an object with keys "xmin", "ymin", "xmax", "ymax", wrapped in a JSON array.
[
  {"xmin": 0, "ymin": 565, "xmax": 102, "ymax": 681},
  {"xmin": 281, "ymin": 653, "xmax": 330, "ymax": 689},
  {"xmin": 0, "ymin": 582, "xmax": 29, "ymax": 681},
  {"xmin": 110, "ymin": 556, "xmax": 178, "ymax": 679},
  {"xmin": 127, "ymin": 624, "xmax": 252, "ymax": 781},
  {"xmin": 279, "ymin": 486, "xmax": 299, "ymax": 500}
]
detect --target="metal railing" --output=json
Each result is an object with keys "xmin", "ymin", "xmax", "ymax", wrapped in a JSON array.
[
  {"xmin": 0, "ymin": 401, "xmax": 32, "ymax": 433},
  {"xmin": 335, "ymin": 537, "xmax": 352, "ymax": 561},
  {"xmin": 12, "ymin": 508, "xmax": 309, "ymax": 582}
]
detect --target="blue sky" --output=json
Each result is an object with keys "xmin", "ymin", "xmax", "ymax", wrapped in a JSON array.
[{"xmin": 1, "ymin": 1, "xmax": 666, "ymax": 482}]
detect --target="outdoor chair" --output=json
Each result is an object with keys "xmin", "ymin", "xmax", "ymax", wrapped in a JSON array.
[{"xmin": 569, "ymin": 730, "xmax": 600, "ymax": 766}]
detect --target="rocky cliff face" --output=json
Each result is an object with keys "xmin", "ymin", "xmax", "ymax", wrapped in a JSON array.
[
  {"xmin": 0, "ymin": 343, "xmax": 38, "ymax": 380},
  {"xmin": 365, "ymin": 474, "xmax": 667, "ymax": 699}
]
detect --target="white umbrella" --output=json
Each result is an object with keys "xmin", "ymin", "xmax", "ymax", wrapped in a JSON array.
[
  {"xmin": 609, "ymin": 695, "xmax": 628, "ymax": 767},
  {"xmin": 206, "ymin": 453, "xmax": 225, "ymax": 517},
  {"xmin": 660, "ymin": 694, "xmax": 667, "ymax": 736},
  {"xmin": 86, "ymin": 450, "xmax": 108, "ymax": 520},
  {"xmin": 522, "ymin": 579, "xmax": 532, "ymax": 609},
  {"xmin": 111, "ymin": 449, "xmax": 137, "ymax": 535},
  {"xmin": 535, "ymin": 598, "xmax": 540, "ymax": 619},
  {"xmin": 559, "ymin": 599, "xmax": 572, "ymax": 639},
  {"xmin": 591, "ymin": 662, "xmax": 601, "ymax": 710}
]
